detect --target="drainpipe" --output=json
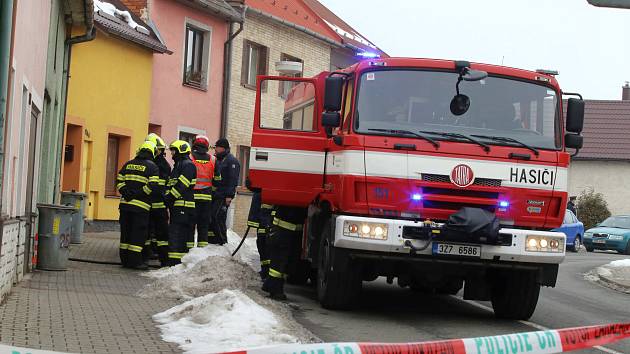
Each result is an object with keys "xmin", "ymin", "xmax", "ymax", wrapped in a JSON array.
[
  {"xmin": 220, "ymin": 6, "xmax": 246, "ymax": 139},
  {"xmin": 56, "ymin": 1, "xmax": 96, "ymax": 202},
  {"xmin": 0, "ymin": 0, "xmax": 16, "ymax": 215}
]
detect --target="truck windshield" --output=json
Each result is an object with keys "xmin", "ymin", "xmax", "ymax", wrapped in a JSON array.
[{"xmin": 355, "ymin": 70, "xmax": 560, "ymax": 150}]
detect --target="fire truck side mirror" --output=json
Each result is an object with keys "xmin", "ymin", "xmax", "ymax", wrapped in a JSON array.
[
  {"xmin": 565, "ymin": 133, "xmax": 583, "ymax": 150},
  {"xmin": 324, "ymin": 76, "xmax": 344, "ymax": 111},
  {"xmin": 322, "ymin": 111, "xmax": 341, "ymax": 127},
  {"xmin": 566, "ymin": 98, "xmax": 585, "ymax": 134}
]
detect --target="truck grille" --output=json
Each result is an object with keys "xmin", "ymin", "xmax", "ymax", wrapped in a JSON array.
[
  {"xmin": 422, "ymin": 173, "xmax": 502, "ymax": 187},
  {"xmin": 420, "ymin": 187, "xmax": 499, "ymax": 213}
]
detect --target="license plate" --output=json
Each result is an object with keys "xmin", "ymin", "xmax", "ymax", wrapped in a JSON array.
[
  {"xmin": 432, "ymin": 243, "xmax": 481, "ymax": 257},
  {"xmin": 593, "ymin": 239, "xmax": 606, "ymax": 244}
]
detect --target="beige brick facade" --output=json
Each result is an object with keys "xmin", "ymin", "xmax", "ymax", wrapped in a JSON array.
[{"xmin": 227, "ymin": 12, "xmax": 332, "ymax": 235}]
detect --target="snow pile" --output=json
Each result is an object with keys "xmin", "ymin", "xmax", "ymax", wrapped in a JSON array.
[
  {"xmin": 94, "ymin": 0, "xmax": 149, "ymax": 34},
  {"xmin": 585, "ymin": 258, "xmax": 630, "ymax": 293},
  {"xmin": 154, "ymin": 289, "xmax": 299, "ymax": 354},
  {"xmin": 607, "ymin": 259, "xmax": 630, "ymax": 268},
  {"xmin": 140, "ymin": 230, "xmax": 266, "ymax": 300}
]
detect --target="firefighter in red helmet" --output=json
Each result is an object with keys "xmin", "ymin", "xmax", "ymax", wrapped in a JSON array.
[{"xmin": 191, "ymin": 135, "xmax": 216, "ymax": 248}]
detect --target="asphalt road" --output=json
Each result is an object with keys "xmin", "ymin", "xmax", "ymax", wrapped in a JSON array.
[{"xmin": 287, "ymin": 250, "xmax": 630, "ymax": 354}]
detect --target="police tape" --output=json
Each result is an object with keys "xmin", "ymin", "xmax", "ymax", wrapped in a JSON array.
[
  {"xmin": 0, "ymin": 343, "xmax": 63, "ymax": 354},
  {"xmin": 223, "ymin": 322, "xmax": 630, "ymax": 354}
]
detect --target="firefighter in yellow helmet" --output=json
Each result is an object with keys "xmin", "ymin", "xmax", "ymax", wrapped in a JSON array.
[
  {"xmin": 116, "ymin": 141, "xmax": 160, "ymax": 270},
  {"xmin": 145, "ymin": 133, "xmax": 171, "ymax": 266},
  {"xmin": 164, "ymin": 140, "xmax": 196, "ymax": 265}
]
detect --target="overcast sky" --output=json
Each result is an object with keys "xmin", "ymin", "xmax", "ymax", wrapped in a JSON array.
[{"xmin": 318, "ymin": 0, "xmax": 630, "ymax": 100}]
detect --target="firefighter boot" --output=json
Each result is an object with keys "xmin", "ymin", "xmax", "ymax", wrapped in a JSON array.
[{"xmin": 262, "ymin": 276, "xmax": 287, "ymax": 301}]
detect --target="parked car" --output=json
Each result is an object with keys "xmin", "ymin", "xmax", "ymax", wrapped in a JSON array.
[
  {"xmin": 553, "ymin": 209, "xmax": 584, "ymax": 252},
  {"xmin": 583, "ymin": 215, "xmax": 630, "ymax": 254}
]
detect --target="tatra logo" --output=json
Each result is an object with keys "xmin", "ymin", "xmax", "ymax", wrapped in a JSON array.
[{"xmin": 450, "ymin": 164, "xmax": 474, "ymax": 187}]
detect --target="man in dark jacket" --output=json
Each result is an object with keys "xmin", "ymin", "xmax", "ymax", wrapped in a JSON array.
[
  {"xmin": 209, "ymin": 138, "xmax": 240, "ymax": 245},
  {"xmin": 165, "ymin": 140, "xmax": 197, "ymax": 265},
  {"xmin": 116, "ymin": 141, "xmax": 160, "ymax": 270},
  {"xmin": 145, "ymin": 133, "xmax": 171, "ymax": 266}
]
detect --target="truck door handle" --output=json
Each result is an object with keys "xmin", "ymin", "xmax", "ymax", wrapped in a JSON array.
[
  {"xmin": 255, "ymin": 152, "xmax": 268, "ymax": 161},
  {"xmin": 394, "ymin": 143, "xmax": 416, "ymax": 150}
]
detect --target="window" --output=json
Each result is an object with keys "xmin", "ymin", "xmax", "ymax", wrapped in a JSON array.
[
  {"xmin": 184, "ymin": 25, "xmax": 207, "ymax": 88},
  {"xmin": 238, "ymin": 145, "xmax": 250, "ymax": 187},
  {"xmin": 259, "ymin": 79, "xmax": 316, "ymax": 132},
  {"xmin": 148, "ymin": 123, "xmax": 162, "ymax": 136},
  {"xmin": 278, "ymin": 53, "xmax": 303, "ymax": 98},
  {"xmin": 179, "ymin": 131, "xmax": 197, "ymax": 146},
  {"xmin": 105, "ymin": 136, "xmax": 120, "ymax": 197},
  {"xmin": 241, "ymin": 40, "xmax": 268, "ymax": 89}
]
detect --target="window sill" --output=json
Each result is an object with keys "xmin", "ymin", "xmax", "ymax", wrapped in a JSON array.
[
  {"xmin": 242, "ymin": 83, "xmax": 256, "ymax": 91},
  {"xmin": 183, "ymin": 82, "xmax": 208, "ymax": 92},
  {"xmin": 104, "ymin": 195, "xmax": 120, "ymax": 199}
]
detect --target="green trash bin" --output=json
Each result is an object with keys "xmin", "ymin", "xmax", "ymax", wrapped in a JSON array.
[
  {"xmin": 37, "ymin": 204, "xmax": 75, "ymax": 271},
  {"xmin": 61, "ymin": 192, "xmax": 87, "ymax": 244}
]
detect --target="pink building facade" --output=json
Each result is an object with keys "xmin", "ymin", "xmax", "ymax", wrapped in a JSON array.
[
  {"xmin": 122, "ymin": 0, "xmax": 242, "ymax": 146},
  {"xmin": 1, "ymin": 0, "xmax": 52, "ymax": 298}
]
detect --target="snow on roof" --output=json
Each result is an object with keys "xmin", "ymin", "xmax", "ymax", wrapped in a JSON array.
[{"xmin": 94, "ymin": 0, "xmax": 149, "ymax": 35}]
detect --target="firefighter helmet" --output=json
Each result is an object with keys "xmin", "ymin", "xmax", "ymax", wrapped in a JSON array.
[
  {"xmin": 137, "ymin": 140, "xmax": 157, "ymax": 157},
  {"xmin": 146, "ymin": 133, "xmax": 166, "ymax": 150},
  {"xmin": 193, "ymin": 135, "xmax": 210, "ymax": 148},
  {"xmin": 169, "ymin": 140, "xmax": 191, "ymax": 154}
]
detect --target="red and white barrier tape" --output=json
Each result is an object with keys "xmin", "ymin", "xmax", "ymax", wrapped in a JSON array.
[{"xmin": 224, "ymin": 323, "xmax": 630, "ymax": 354}]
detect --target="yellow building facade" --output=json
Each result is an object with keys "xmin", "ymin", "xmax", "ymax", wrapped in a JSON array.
[{"xmin": 62, "ymin": 8, "xmax": 168, "ymax": 222}]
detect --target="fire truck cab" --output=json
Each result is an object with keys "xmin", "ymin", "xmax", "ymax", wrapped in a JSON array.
[{"xmin": 248, "ymin": 58, "xmax": 585, "ymax": 320}]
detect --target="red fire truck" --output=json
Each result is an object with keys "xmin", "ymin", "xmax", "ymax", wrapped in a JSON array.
[{"xmin": 248, "ymin": 58, "xmax": 584, "ymax": 320}]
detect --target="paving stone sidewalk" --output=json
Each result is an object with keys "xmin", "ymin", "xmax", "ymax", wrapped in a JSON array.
[{"xmin": 0, "ymin": 232, "xmax": 179, "ymax": 354}]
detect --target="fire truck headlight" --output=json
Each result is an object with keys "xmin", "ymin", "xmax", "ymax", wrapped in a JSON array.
[
  {"xmin": 525, "ymin": 235, "xmax": 564, "ymax": 253},
  {"xmin": 343, "ymin": 221, "xmax": 388, "ymax": 240}
]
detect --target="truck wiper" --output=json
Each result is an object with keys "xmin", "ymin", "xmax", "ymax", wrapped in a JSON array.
[
  {"xmin": 471, "ymin": 134, "xmax": 539, "ymax": 156},
  {"xmin": 419, "ymin": 131, "xmax": 490, "ymax": 152},
  {"xmin": 368, "ymin": 128, "xmax": 440, "ymax": 149}
]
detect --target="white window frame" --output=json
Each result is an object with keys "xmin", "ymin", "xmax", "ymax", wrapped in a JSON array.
[{"xmin": 182, "ymin": 18, "xmax": 213, "ymax": 90}]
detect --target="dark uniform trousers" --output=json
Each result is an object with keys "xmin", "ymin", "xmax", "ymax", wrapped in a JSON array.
[
  {"xmin": 169, "ymin": 207, "xmax": 194, "ymax": 262},
  {"xmin": 119, "ymin": 210, "xmax": 150, "ymax": 267},
  {"xmin": 193, "ymin": 200, "xmax": 211, "ymax": 248},
  {"xmin": 209, "ymin": 198, "xmax": 228, "ymax": 245},
  {"xmin": 149, "ymin": 208, "xmax": 169, "ymax": 264},
  {"xmin": 247, "ymin": 190, "xmax": 273, "ymax": 278},
  {"xmin": 263, "ymin": 208, "xmax": 306, "ymax": 295}
]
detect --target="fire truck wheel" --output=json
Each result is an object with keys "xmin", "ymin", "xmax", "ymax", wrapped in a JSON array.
[
  {"xmin": 490, "ymin": 270, "xmax": 540, "ymax": 320},
  {"xmin": 317, "ymin": 219, "xmax": 362, "ymax": 310}
]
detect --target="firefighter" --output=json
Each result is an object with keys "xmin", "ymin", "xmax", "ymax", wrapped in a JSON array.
[
  {"xmin": 209, "ymin": 138, "xmax": 240, "ymax": 245},
  {"xmin": 262, "ymin": 206, "xmax": 307, "ymax": 300},
  {"xmin": 191, "ymin": 135, "xmax": 215, "ymax": 248},
  {"xmin": 116, "ymin": 141, "xmax": 160, "ymax": 270},
  {"xmin": 245, "ymin": 178, "xmax": 273, "ymax": 280},
  {"xmin": 165, "ymin": 140, "xmax": 197, "ymax": 265},
  {"xmin": 145, "ymin": 133, "xmax": 171, "ymax": 266}
]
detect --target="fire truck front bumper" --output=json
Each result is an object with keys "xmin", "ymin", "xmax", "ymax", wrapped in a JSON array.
[{"xmin": 333, "ymin": 215, "xmax": 566, "ymax": 265}]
